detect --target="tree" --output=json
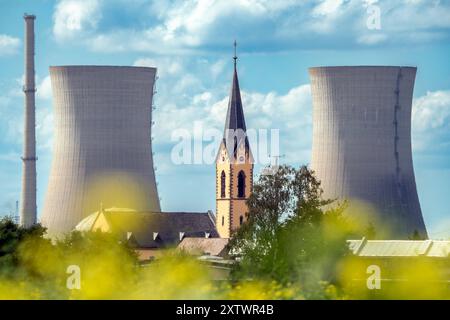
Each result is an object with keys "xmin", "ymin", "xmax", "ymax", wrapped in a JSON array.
[
  {"xmin": 0, "ymin": 218, "xmax": 139, "ymax": 299},
  {"xmin": 0, "ymin": 217, "xmax": 47, "ymax": 276},
  {"xmin": 364, "ymin": 223, "xmax": 377, "ymax": 240},
  {"xmin": 228, "ymin": 165, "xmax": 352, "ymax": 299},
  {"xmin": 409, "ymin": 229, "xmax": 426, "ymax": 240}
]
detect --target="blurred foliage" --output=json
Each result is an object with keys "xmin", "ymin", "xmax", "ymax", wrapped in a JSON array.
[
  {"xmin": 0, "ymin": 178, "xmax": 448, "ymax": 300},
  {"xmin": 339, "ymin": 256, "xmax": 450, "ymax": 299},
  {"xmin": 0, "ymin": 217, "xmax": 139, "ymax": 299},
  {"xmin": 228, "ymin": 165, "xmax": 357, "ymax": 299},
  {"xmin": 0, "ymin": 217, "xmax": 47, "ymax": 277},
  {"xmin": 227, "ymin": 165, "xmax": 450, "ymax": 300}
]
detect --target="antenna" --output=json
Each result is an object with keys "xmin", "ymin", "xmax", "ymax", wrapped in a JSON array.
[
  {"xmin": 269, "ymin": 154, "xmax": 286, "ymax": 167},
  {"xmin": 261, "ymin": 154, "xmax": 286, "ymax": 176}
]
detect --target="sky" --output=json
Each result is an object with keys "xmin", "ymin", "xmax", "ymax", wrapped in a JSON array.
[{"xmin": 0, "ymin": 0, "xmax": 449, "ymax": 238}]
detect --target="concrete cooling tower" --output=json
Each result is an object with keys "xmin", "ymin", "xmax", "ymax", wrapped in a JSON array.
[
  {"xmin": 41, "ymin": 66, "xmax": 161, "ymax": 234},
  {"xmin": 309, "ymin": 66, "xmax": 427, "ymax": 239}
]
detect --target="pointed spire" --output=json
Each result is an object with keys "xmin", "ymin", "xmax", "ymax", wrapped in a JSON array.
[{"xmin": 224, "ymin": 40, "xmax": 246, "ymax": 136}]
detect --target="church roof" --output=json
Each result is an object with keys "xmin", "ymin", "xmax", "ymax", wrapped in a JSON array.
[
  {"xmin": 75, "ymin": 208, "xmax": 219, "ymax": 248},
  {"xmin": 222, "ymin": 42, "xmax": 251, "ymax": 157},
  {"xmin": 224, "ymin": 60, "xmax": 246, "ymax": 135}
]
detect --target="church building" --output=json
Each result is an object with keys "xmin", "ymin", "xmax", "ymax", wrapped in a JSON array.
[{"xmin": 215, "ymin": 43, "xmax": 254, "ymax": 238}]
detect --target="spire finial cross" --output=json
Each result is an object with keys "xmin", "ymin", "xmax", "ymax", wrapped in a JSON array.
[{"xmin": 233, "ymin": 40, "xmax": 237, "ymax": 67}]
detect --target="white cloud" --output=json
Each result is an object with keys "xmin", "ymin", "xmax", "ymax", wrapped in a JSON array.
[
  {"xmin": 153, "ymin": 82, "xmax": 312, "ymax": 166},
  {"xmin": 174, "ymin": 74, "xmax": 203, "ymax": 93},
  {"xmin": 412, "ymin": 90, "xmax": 450, "ymax": 153},
  {"xmin": 413, "ymin": 91, "xmax": 450, "ymax": 132},
  {"xmin": 151, "ymin": 77, "xmax": 450, "ymax": 170},
  {"xmin": 133, "ymin": 56, "xmax": 220, "ymax": 108},
  {"xmin": 51, "ymin": 0, "xmax": 450, "ymax": 53},
  {"xmin": 133, "ymin": 58, "xmax": 157, "ymax": 68},
  {"xmin": 210, "ymin": 59, "xmax": 226, "ymax": 80},
  {"xmin": 0, "ymin": 87, "xmax": 23, "ymax": 145},
  {"xmin": 53, "ymin": 0, "xmax": 101, "ymax": 41},
  {"xmin": 37, "ymin": 76, "xmax": 52, "ymax": 100},
  {"xmin": 36, "ymin": 105, "xmax": 54, "ymax": 151},
  {"xmin": 133, "ymin": 57, "xmax": 183, "ymax": 77},
  {"xmin": 357, "ymin": 33, "xmax": 388, "ymax": 45},
  {"xmin": 385, "ymin": 1, "xmax": 450, "ymax": 31},
  {"xmin": 312, "ymin": 0, "xmax": 345, "ymax": 16},
  {"xmin": 135, "ymin": 54, "xmax": 313, "ymax": 169},
  {"xmin": 0, "ymin": 34, "xmax": 20, "ymax": 56},
  {"xmin": 0, "ymin": 75, "xmax": 54, "ymax": 152}
]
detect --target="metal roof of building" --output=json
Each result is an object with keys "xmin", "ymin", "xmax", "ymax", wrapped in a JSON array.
[{"xmin": 348, "ymin": 238, "xmax": 450, "ymax": 258}]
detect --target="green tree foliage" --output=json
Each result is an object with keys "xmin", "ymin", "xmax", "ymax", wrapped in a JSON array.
[
  {"xmin": 364, "ymin": 222, "xmax": 377, "ymax": 240},
  {"xmin": 228, "ymin": 165, "xmax": 353, "ymax": 298},
  {"xmin": 409, "ymin": 229, "xmax": 426, "ymax": 240},
  {"xmin": 0, "ymin": 217, "xmax": 47, "ymax": 277},
  {"xmin": 0, "ymin": 218, "xmax": 138, "ymax": 298}
]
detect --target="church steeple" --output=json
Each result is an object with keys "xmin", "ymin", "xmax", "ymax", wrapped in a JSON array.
[
  {"xmin": 224, "ymin": 41, "xmax": 247, "ymax": 136},
  {"xmin": 215, "ymin": 41, "xmax": 254, "ymax": 239}
]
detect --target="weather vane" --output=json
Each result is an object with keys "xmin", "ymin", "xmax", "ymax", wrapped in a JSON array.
[{"xmin": 233, "ymin": 40, "xmax": 237, "ymax": 66}]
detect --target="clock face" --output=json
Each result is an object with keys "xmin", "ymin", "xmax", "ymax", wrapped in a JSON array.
[
  {"xmin": 220, "ymin": 147, "xmax": 226, "ymax": 162},
  {"xmin": 239, "ymin": 156, "xmax": 244, "ymax": 162}
]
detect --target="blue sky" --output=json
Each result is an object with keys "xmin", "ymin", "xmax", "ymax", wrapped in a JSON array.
[{"xmin": 0, "ymin": 0, "xmax": 449, "ymax": 238}]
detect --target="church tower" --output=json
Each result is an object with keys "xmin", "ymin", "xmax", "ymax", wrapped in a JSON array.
[{"xmin": 216, "ymin": 42, "xmax": 254, "ymax": 238}]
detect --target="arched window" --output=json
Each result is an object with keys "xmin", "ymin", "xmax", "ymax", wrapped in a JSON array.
[
  {"xmin": 221, "ymin": 216, "xmax": 225, "ymax": 226},
  {"xmin": 220, "ymin": 171, "xmax": 226, "ymax": 198},
  {"xmin": 238, "ymin": 170, "xmax": 246, "ymax": 198},
  {"xmin": 239, "ymin": 215, "xmax": 244, "ymax": 225}
]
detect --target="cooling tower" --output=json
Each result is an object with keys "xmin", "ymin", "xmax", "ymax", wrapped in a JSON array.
[
  {"xmin": 309, "ymin": 66, "xmax": 427, "ymax": 239},
  {"xmin": 20, "ymin": 14, "xmax": 37, "ymax": 227},
  {"xmin": 41, "ymin": 66, "xmax": 161, "ymax": 234}
]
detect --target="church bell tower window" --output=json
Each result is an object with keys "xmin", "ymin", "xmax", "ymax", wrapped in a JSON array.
[
  {"xmin": 221, "ymin": 171, "xmax": 226, "ymax": 198},
  {"xmin": 238, "ymin": 170, "xmax": 246, "ymax": 198}
]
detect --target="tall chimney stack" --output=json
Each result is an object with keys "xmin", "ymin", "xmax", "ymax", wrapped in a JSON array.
[{"xmin": 20, "ymin": 14, "xmax": 37, "ymax": 227}]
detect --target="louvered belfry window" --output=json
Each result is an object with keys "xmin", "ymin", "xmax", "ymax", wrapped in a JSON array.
[{"xmin": 221, "ymin": 171, "xmax": 226, "ymax": 198}]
